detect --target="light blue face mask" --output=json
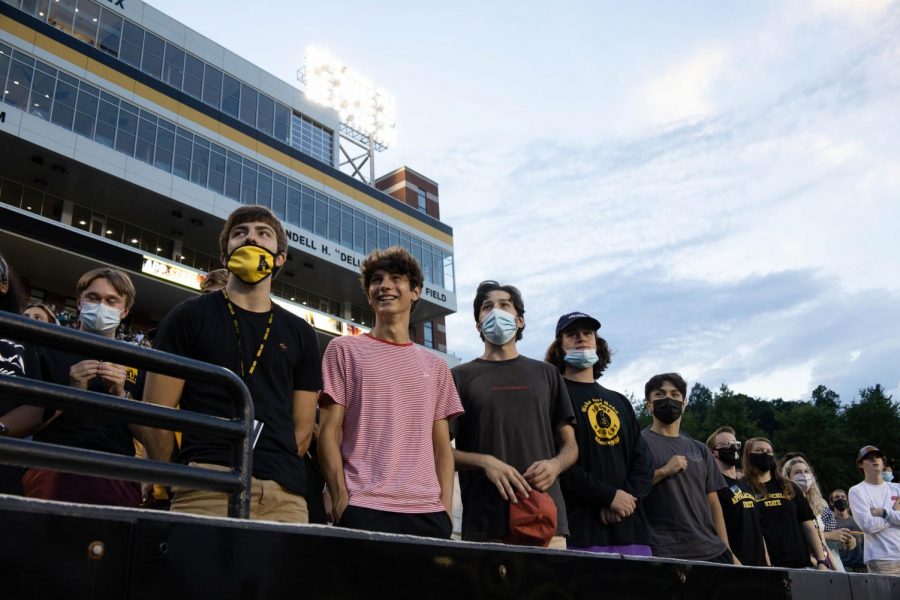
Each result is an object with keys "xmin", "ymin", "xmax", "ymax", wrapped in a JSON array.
[
  {"xmin": 79, "ymin": 302, "xmax": 121, "ymax": 334},
  {"xmin": 884, "ymin": 471, "xmax": 895, "ymax": 483},
  {"xmin": 479, "ymin": 308, "xmax": 519, "ymax": 346},
  {"xmin": 564, "ymin": 349, "xmax": 599, "ymax": 370}
]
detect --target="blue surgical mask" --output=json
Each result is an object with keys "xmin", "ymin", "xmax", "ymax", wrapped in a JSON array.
[
  {"xmin": 884, "ymin": 472, "xmax": 894, "ymax": 483},
  {"xmin": 564, "ymin": 349, "xmax": 599, "ymax": 370},
  {"xmin": 479, "ymin": 309, "xmax": 519, "ymax": 346},
  {"xmin": 79, "ymin": 302, "xmax": 121, "ymax": 334}
]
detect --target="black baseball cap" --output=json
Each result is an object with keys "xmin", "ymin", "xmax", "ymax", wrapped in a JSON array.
[{"xmin": 555, "ymin": 312, "xmax": 601, "ymax": 335}]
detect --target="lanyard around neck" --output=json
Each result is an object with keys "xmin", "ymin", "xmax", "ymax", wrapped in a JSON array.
[{"xmin": 222, "ymin": 289, "xmax": 273, "ymax": 380}]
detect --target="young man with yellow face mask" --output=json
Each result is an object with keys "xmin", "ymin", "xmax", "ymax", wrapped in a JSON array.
[{"xmin": 142, "ymin": 206, "xmax": 322, "ymax": 523}]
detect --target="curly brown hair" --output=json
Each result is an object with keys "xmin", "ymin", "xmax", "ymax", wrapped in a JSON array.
[
  {"xmin": 360, "ymin": 246, "xmax": 424, "ymax": 311},
  {"xmin": 544, "ymin": 333, "xmax": 612, "ymax": 379}
]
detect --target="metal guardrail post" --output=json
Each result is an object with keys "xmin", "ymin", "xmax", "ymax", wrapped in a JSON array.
[{"xmin": 0, "ymin": 311, "xmax": 254, "ymax": 518}]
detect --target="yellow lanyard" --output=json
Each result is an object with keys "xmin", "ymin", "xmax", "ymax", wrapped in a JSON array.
[{"xmin": 222, "ymin": 290, "xmax": 273, "ymax": 380}]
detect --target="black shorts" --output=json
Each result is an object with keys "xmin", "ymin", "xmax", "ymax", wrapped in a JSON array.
[{"xmin": 339, "ymin": 505, "xmax": 453, "ymax": 539}]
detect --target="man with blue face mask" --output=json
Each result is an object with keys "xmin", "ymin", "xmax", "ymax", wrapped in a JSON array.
[
  {"xmin": 451, "ymin": 281, "xmax": 577, "ymax": 548},
  {"xmin": 24, "ymin": 268, "xmax": 145, "ymax": 507},
  {"xmin": 544, "ymin": 312, "xmax": 654, "ymax": 556}
]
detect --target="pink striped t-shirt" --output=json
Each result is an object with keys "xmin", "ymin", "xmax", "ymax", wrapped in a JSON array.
[{"xmin": 321, "ymin": 333, "xmax": 464, "ymax": 514}]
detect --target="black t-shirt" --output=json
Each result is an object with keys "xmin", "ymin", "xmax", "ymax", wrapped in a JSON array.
[
  {"xmin": 560, "ymin": 380, "xmax": 653, "ymax": 547},
  {"xmin": 451, "ymin": 356, "xmax": 575, "ymax": 541},
  {"xmin": 34, "ymin": 347, "xmax": 144, "ymax": 457},
  {"xmin": 718, "ymin": 475, "xmax": 767, "ymax": 566},
  {"xmin": 755, "ymin": 479, "xmax": 816, "ymax": 568},
  {"xmin": 154, "ymin": 292, "xmax": 322, "ymax": 496}
]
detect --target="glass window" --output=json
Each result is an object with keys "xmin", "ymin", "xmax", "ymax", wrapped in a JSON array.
[
  {"xmin": 94, "ymin": 94, "xmax": 118, "ymax": 148},
  {"xmin": 221, "ymin": 73, "xmax": 239, "ymax": 118},
  {"xmin": 208, "ymin": 143, "xmax": 226, "ymax": 194},
  {"xmin": 135, "ymin": 111, "xmax": 156, "ymax": 164},
  {"xmin": 155, "ymin": 235, "xmax": 174, "ymax": 260},
  {"xmin": 96, "ymin": 9, "xmax": 122, "ymax": 57},
  {"xmin": 141, "ymin": 32, "xmax": 164, "ymax": 79},
  {"xmin": 190, "ymin": 138, "xmax": 209, "ymax": 186},
  {"xmin": 272, "ymin": 173, "xmax": 287, "ymax": 220},
  {"xmin": 224, "ymin": 153, "xmax": 241, "ymax": 200},
  {"xmin": 114, "ymin": 101, "xmax": 138, "ymax": 155},
  {"xmin": 202, "ymin": 64, "xmax": 223, "ymax": 108},
  {"xmin": 154, "ymin": 119, "xmax": 175, "ymax": 172},
  {"xmin": 274, "ymin": 103, "xmax": 290, "ymax": 144},
  {"xmin": 71, "ymin": 204, "xmax": 91, "ymax": 232},
  {"xmin": 238, "ymin": 84, "xmax": 257, "ymax": 126},
  {"xmin": 20, "ymin": 1, "xmax": 50, "ymax": 20},
  {"xmin": 72, "ymin": 0, "xmax": 100, "ymax": 46},
  {"xmin": 256, "ymin": 166, "xmax": 272, "ymax": 208},
  {"xmin": 289, "ymin": 182, "xmax": 303, "ymax": 224},
  {"xmin": 257, "ymin": 94, "xmax": 274, "ymax": 136},
  {"xmin": 29, "ymin": 65, "xmax": 55, "ymax": 121},
  {"xmin": 162, "ymin": 43, "xmax": 184, "ymax": 89},
  {"xmin": 5, "ymin": 58, "xmax": 33, "ymax": 110},
  {"xmin": 103, "ymin": 217, "xmax": 123, "ymax": 243},
  {"xmin": 173, "ymin": 128, "xmax": 192, "ymax": 179},
  {"xmin": 417, "ymin": 188, "xmax": 427, "ymax": 213},
  {"xmin": 47, "ymin": 0, "xmax": 76, "ymax": 35},
  {"xmin": 424, "ymin": 322, "xmax": 434, "ymax": 348},
  {"xmin": 50, "ymin": 77, "xmax": 77, "ymax": 129},
  {"xmin": 119, "ymin": 20, "xmax": 143, "ymax": 69},
  {"xmin": 241, "ymin": 163, "xmax": 257, "ymax": 204},
  {"xmin": 73, "ymin": 83, "xmax": 98, "ymax": 137},
  {"xmin": 300, "ymin": 188, "xmax": 314, "ymax": 231},
  {"xmin": 0, "ymin": 45, "xmax": 10, "ymax": 98},
  {"xmin": 0, "ymin": 180, "xmax": 23, "ymax": 208},
  {"xmin": 183, "ymin": 53, "xmax": 203, "ymax": 100}
]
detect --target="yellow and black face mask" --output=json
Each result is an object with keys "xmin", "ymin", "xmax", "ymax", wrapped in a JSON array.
[{"xmin": 226, "ymin": 244, "xmax": 279, "ymax": 285}]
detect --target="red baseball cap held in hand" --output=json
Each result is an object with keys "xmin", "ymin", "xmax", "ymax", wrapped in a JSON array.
[{"xmin": 504, "ymin": 490, "xmax": 558, "ymax": 547}]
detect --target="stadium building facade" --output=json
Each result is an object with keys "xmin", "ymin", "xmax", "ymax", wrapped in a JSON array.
[{"xmin": 0, "ymin": 0, "xmax": 456, "ymax": 356}]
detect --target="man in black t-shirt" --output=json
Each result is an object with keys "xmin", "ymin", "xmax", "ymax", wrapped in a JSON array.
[
  {"xmin": 24, "ymin": 268, "xmax": 144, "ymax": 507},
  {"xmin": 545, "ymin": 311, "xmax": 653, "ymax": 556},
  {"xmin": 142, "ymin": 206, "xmax": 321, "ymax": 523},
  {"xmin": 452, "ymin": 281, "xmax": 577, "ymax": 548}
]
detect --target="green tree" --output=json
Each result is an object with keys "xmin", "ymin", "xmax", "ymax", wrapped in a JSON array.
[
  {"xmin": 844, "ymin": 384, "xmax": 900, "ymax": 472},
  {"xmin": 703, "ymin": 385, "xmax": 764, "ymax": 442},
  {"xmin": 681, "ymin": 383, "xmax": 714, "ymax": 438},
  {"xmin": 773, "ymin": 398, "xmax": 853, "ymax": 495},
  {"xmin": 811, "ymin": 385, "xmax": 840, "ymax": 411}
]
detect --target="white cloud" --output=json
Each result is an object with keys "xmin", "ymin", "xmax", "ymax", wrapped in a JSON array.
[{"xmin": 641, "ymin": 48, "xmax": 731, "ymax": 125}]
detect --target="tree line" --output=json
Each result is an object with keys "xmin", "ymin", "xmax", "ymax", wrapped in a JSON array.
[{"xmin": 632, "ymin": 383, "xmax": 898, "ymax": 496}]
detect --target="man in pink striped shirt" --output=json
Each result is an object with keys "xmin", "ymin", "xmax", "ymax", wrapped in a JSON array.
[{"xmin": 318, "ymin": 246, "xmax": 463, "ymax": 538}]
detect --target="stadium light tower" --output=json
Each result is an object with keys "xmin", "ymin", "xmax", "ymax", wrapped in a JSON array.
[{"xmin": 298, "ymin": 47, "xmax": 397, "ymax": 185}]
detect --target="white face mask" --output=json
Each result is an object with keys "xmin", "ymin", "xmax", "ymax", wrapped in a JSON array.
[
  {"xmin": 479, "ymin": 308, "xmax": 519, "ymax": 346},
  {"xmin": 792, "ymin": 473, "xmax": 815, "ymax": 493},
  {"xmin": 79, "ymin": 302, "xmax": 121, "ymax": 334}
]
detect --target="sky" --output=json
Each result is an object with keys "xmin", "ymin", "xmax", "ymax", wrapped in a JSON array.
[{"xmin": 147, "ymin": 0, "xmax": 900, "ymax": 404}]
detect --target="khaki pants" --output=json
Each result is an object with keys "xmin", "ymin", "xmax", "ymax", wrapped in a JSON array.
[
  {"xmin": 868, "ymin": 559, "xmax": 900, "ymax": 576},
  {"xmin": 170, "ymin": 463, "xmax": 309, "ymax": 524}
]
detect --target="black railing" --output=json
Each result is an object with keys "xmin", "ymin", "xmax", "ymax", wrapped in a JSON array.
[{"xmin": 0, "ymin": 311, "xmax": 254, "ymax": 518}]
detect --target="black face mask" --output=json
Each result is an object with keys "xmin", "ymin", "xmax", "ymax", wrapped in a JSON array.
[
  {"xmin": 717, "ymin": 445, "xmax": 742, "ymax": 467},
  {"xmin": 833, "ymin": 499, "xmax": 849, "ymax": 512},
  {"xmin": 749, "ymin": 453, "xmax": 776, "ymax": 473},
  {"xmin": 651, "ymin": 398, "xmax": 683, "ymax": 425}
]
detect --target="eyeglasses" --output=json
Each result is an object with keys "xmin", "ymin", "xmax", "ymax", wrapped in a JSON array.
[{"xmin": 715, "ymin": 441, "xmax": 742, "ymax": 450}]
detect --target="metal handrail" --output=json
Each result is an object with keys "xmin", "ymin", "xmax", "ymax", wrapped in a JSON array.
[{"xmin": 0, "ymin": 311, "xmax": 254, "ymax": 518}]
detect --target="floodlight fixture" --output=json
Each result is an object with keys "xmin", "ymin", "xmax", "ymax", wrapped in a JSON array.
[{"xmin": 300, "ymin": 46, "xmax": 397, "ymax": 149}]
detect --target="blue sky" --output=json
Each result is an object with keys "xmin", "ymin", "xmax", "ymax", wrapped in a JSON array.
[{"xmin": 148, "ymin": 0, "xmax": 900, "ymax": 403}]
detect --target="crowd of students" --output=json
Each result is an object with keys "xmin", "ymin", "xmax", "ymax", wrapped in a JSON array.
[{"xmin": 0, "ymin": 206, "xmax": 898, "ymax": 575}]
